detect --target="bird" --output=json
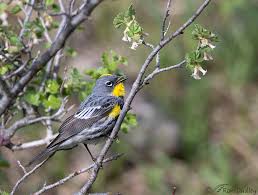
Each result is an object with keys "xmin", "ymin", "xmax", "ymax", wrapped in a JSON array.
[{"xmin": 27, "ymin": 74, "xmax": 126, "ymax": 166}]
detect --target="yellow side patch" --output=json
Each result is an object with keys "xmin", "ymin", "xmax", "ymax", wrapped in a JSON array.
[
  {"xmin": 112, "ymin": 83, "xmax": 125, "ymax": 97},
  {"xmin": 109, "ymin": 104, "xmax": 121, "ymax": 118}
]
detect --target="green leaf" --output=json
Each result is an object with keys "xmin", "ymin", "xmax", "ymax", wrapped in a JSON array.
[
  {"xmin": 113, "ymin": 5, "xmax": 136, "ymax": 28},
  {"xmin": 121, "ymin": 113, "xmax": 137, "ymax": 134},
  {"xmin": 46, "ymin": 0, "xmax": 54, "ymax": 6},
  {"xmin": 127, "ymin": 20, "xmax": 143, "ymax": 41},
  {"xmin": 46, "ymin": 80, "xmax": 60, "ymax": 94},
  {"xmin": 0, "ymin": 3, "xmax": 7, "ymax": 13},
  {"xmin": 43, "ymin": 95, "xmax": 61, "ymax": 110},
  {"xmin": 192, "ymin": 24, "xmax": 219, "ymax": 42},
  {"xmin": 24, "ymin": 90, "xmax": 41, "ymax": 106},
  {"xmin": 11, "ymin": 5, "xmax": 21, "ymax": 14},
  {"xmin": 33, "ymin": 18, "xmax": 45, "ymax": 38},
  {"xmin": 126, "ymin": 5, "xmax": 136, "ymax": 18},
  {"xmin": 9, "ymin": 35, "xmax": 21, "ymax": 46},
  {"xmin": 0, "ymin": 66, "xmax": 8, "ymax": 75},
  {"xmin": 44, "ymin": 42, "xmax": 51, "ymax": 49},
  {"xmin": 65, "ymin": 47, "xmax": 77, "ymax": 57},
  {"xmin": 113, "ymin": 12, "xmax": 125, "ymax": 28},
  {"xmin": 0, "ymin": 190, "xmax": 9, "ymax": 195},
  {"xmin": 101, "ymin": 50, "xmax": 128, "ymax": 72},
  {"xmin": 51, "ymin": 3, "xmax": 60, "ymax": 12}
]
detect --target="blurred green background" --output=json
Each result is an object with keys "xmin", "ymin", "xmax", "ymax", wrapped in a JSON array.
[{"xmin": 1, "ymin": 0, "xmax": 258, "ymax": 194}]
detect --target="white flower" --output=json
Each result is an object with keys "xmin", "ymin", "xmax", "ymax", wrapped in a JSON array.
[
  {"xmin": 122, "ymin": 30, "xmax": 131, "ymax": 42},
  {"xmin": 200, "ymin": 37, "xmax": 216, "ymax": 49},
  {"xmin": 130, "ymin": 42, "xmax": 138, "ymax": 50},
  {"xmin": 191, "ymin": 65, "xmax": 207, "ymax": 80},
  {"xmin": 32, "ymin": 33, "xmax": 40, "ymax": 45},
  {"xmin": 203, "ymin": 52, "xmax": 213, "ymax": 61},
  {"xmin": 0, "ymin": 12, "xmax": 8, "ymax": 26}
]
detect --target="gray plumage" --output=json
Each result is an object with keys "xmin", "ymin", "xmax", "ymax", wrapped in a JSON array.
[{"xmin": 27, "ymin": 75, "xmax": 125, "ymax": 166}]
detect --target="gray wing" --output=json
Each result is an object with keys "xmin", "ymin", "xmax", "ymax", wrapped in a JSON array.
[{"xmin": 47, "ymin": 96, "xmax": 122, "ymax": 148}]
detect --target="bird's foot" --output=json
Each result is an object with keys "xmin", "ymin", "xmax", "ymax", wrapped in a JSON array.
[{"xmin": 105, "ymin": 134, "xmax": 118, "ymax": 141}]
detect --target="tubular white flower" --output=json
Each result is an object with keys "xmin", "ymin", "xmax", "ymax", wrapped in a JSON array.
[
  {"xmin": 130, "ymin": 42, "xmax": 138, "ymax": 50},
  {"xmin": 191, "ymin": 65, "xmax": 207, "ymax": 80},
  {"xmin": 200, "ymin": 37, "xmax": 216, "ymax": 49},
  {"xmin": 203, "ymin": 52, "xmax": 213, "ymax": 61},
  {"xmin": 0, "ymin": 12, "xmax": 8, "ymax": 26}
]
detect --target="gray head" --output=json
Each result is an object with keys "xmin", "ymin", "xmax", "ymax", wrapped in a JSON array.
[{"xmin": 92, "ymin": 74, "xmax": 127, "ymax": 96}]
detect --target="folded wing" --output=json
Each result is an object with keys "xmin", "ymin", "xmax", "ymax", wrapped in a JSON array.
[{"xmin": 47, "ymin": 96, "xmax": 119, "ymax": 148}]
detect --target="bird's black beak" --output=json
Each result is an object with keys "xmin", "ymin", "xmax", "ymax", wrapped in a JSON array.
[{"xmin": 116, "ymin": 75, "xmax": 127, "ymax": 84}]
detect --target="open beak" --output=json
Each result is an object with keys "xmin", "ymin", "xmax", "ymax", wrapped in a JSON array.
[{"xmin": 116, "ymin": 75, "xmax": 127, "ymax": 84}]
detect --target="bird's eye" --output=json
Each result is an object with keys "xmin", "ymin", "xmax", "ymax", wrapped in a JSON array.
[{"xmin": 105, "ymin": 81, "xmax": 113, "ymax": 87}]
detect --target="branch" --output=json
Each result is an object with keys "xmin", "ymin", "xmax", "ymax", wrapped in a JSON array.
[
  {"xmin": 11, "ymin": 134, "xmax": 58, "ymax": 150},
  {"xmin": 19, "ymin": 0, "xmax": 35, "ymax": 38},
  {"xmin": 0, "ymin": 0, "xmax": 104, "ymax": 117},
  {"xmin": 11, "ymin": 159, "xmax": 47, "ymax": 195},
  {"xmin": 1, "ymin": 98, "xmax": 73, "ymax": 146},
  {"xmin": 141, "ymin": 60, "xmax": 186, "ymax": 87},
  {"xmin": 161, "ymin": 0, "xmax": 172, "ymax": 41},
  {"xmin": 76, "ymin": 0, "xmax": 212, "ymax": 194},
  {"xmin": 32, "ymin": 154, "xmax": 123, "ymax": 195}
]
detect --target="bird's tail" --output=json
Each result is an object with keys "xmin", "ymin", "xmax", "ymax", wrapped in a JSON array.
[{"xmin": 26, "ymin": 147, "xmax": 56, "ymax": 167}]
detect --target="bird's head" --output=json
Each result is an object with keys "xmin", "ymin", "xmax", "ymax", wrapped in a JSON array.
[{"xmin": 92, "ymin": 74, "xmax": 127, "ymax": 97}]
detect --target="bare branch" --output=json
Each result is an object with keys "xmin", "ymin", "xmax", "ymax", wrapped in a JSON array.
[
  {"xmin": 53, "ymin": 49, "xmax": 64, "ymax": 79},
  {"xmin": 12, "ymin": 134, "xmax": 58, "ymax": 150},
  {"xmin": 17, "ymin": 161, "xmax": 27, "ymax": 174},
  {"xmin": 76, "ymin": 0, "xmax": 212, "ymax": 194},
  {"xmin": 69, "ymin": 0, "xmax": 76, "ymax": 15},
  {"xmin": 142, "ymin": 60, "xmax": 186, "ymax": 87},
  {"xmin": 2, "ymin": 97, "xmax": 73, "ymax": 142},
  {"xmin": 3, "ymin": 60, "xmax": 29, "ymax": 79},
  {"xmin": 0, "ymin": 77, "xmax": 10, "ymax": 98},
  {"xmin": 157, "ymin": 0, "xmax": 173, "ymax": 68},
  {"xmin": 19, "ymin": 0, "xmax": 35, "ymax": 38},
  {"xmin": 161, "ymin": 0, "xmax": 172, "ymax": 41},
  {"xmin": 11, "ymin": 159, "xmax": 47, "ymax": 195},
  {"xmin": 32, "ymin": 154, "xmax": 123, "ymax": 195}
]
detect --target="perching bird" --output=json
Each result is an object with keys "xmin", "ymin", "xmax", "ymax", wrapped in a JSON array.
[{"xmin": 27, "ymin": 74, "xmax": 126, "ymax": 166}]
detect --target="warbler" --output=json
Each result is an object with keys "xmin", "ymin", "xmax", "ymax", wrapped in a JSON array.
[{"xmin": 28, "ymin": 74, "xmax": 126, "ymax": 166}]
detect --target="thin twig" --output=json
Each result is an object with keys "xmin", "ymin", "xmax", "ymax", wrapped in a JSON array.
[
  {"xmin": 156, "ymin": 0, "xmax": 173, "ymax": 68},
  {"xmin": 11, "ymin": 159, "xmax": 48, "ymax": 195},
  {"xmin": 3, "ymin": 98, "xmax": 73, "ymax": 140},
  {"xmin": 3, "ymin": 60, "xmax": 29, "ymax": 79},
  {"xmin": 69, "ymin": 0, "xmax": 76, "ymax": 15},
  {"xmin": 161, "ymin": 0, "xmax": 172, "ymax": 41},
  {"xmin": 33, "ymin": 154, "xmax": 123, "ymax": 195},
  {"xmin": 53, "ymin": 49, "xmax": 64, "ymax": 79},
  {"xmin": 19, "ymin": 0, "xmax": 35, "ymax": 38},
  {"xmin": 142, "ymin": 60, "xmax": 186, "ymax": 87}
]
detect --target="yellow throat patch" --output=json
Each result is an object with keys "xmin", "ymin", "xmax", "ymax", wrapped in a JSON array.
[
  {"xmin": 112, "ymin": 83, "xmax": 125, "ymax": 97},
  {"xmin": 109, "ymin": 83, "xmax": 125, "ymax": 118}
]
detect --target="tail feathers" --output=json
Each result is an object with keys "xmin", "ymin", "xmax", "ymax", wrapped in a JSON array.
[{"xmin": 26, "ymin": 147, "xmax": 56, "ymax": 167}]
